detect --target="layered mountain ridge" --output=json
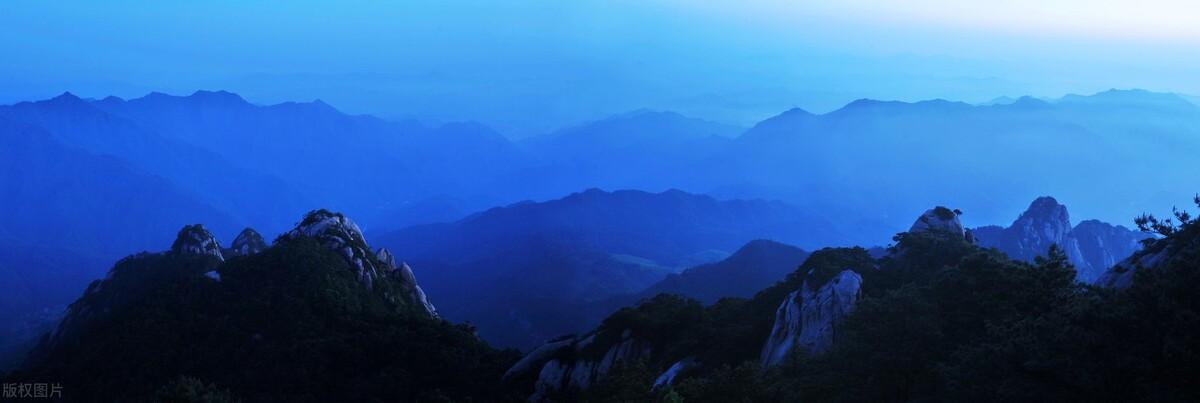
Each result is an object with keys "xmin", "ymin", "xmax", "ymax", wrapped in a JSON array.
[
  {"xmin": 972, "ymin": 196, "xmax": 1150, "ymax": 283},
  {"xmin": 375, "ymin": 188, "xmax": 847, "ymax": 348}
]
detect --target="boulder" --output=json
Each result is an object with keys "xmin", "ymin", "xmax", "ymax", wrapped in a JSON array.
[{"xmin": 909, "ymin": 206, "xmax": 964, "ymax": 238}]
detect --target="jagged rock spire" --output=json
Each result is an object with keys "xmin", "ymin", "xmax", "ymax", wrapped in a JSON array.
[
  {"xmin": 229, "ymin": 227, "xmax": 266, "ymax": 257},
  {"xmin": 376, "ymin": 248, "xmax": 438, "ymax": 317},
  {"xmin": 171, "ymin": 224, "xmax": 224, "ymax": 261}
]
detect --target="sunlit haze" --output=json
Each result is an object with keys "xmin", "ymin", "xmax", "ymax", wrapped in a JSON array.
[{"xmin": 3, "ymin": 0, "xmax": 1198, "ymax": 135}]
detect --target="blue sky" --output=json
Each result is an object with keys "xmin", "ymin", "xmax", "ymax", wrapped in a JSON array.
[{"xmin": 3, "ymin": 0, "xmax": 1198, "ymax": 136}]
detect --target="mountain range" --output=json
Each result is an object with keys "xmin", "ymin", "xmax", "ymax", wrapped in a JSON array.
[
  {"xmin": 502, "ymin": 199, "xmax": 1198, "ymax": 402},
  {"xmin": 375, "ymin": 188, "xmax": 845, "ymax": 348},
  {"xmin": 4, "ymin": 88, "xmax": 1190, "ymax": 365},
  {"xmin": 9, "ymin": 197, "xmax": 1185, "ymax": 400}
]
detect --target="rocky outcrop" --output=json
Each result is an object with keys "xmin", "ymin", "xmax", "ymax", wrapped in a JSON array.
[
  {"xmin": 170, "ymin": 224, "xmax": 224, "ymax": 261},
  {"xmin": 376, "ymin": 248, "xmax": 437, "ymax": 317},
  {"xmin": 984, "ymin": 197, "xmax": 1085, "ymax": 265},
  {"xmin": 761, "ymin": 269, "xmax": 862, "ymax": 367},
  {"xmin": 36, "ymin": 224, "xmax": 231, "ymax": 363},
  {"xmin": 1072, "ymin": 220, "xmax": 1151, "ymax": 283},
  {"xmin": 909, "ymin": 206, "xmax": 965, "ymax": 238},
  {"xmin": 1096, "ymin": 232, "xmax": 1192, "ymax": 288},
  {"xmin": 285, "ymin": 210, "xmax": 383, "ymax": 289},
  {"xmin": 973, "ymin": 197, "xmax": 1148, "ymax": 283},
  {"xmin": 30, "ymin": 212, "xmax": 443, "ymax": 369},
  {"xmin": 652, "ymin": 357, "xmax": 697, "ymax": 390},
  {"xmin": 506, "ymin": 330, "xmax": 653, "ymax": 401},
  {"xmin": 228, "ymin": 228, "xmax": 266, "ymax": 256},
  {"xmin": 283, "ymin": 210, "xmax": 438, "ymax": 317}
]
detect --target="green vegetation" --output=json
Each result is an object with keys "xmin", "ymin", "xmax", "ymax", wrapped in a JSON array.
[
  {"xmin": 7, "ymin": 237, "xmax": 521, "ymax": 402},
  {"xmin": 10, "ymin": 197, "xmax": 1200, "ymax": 402},
  {"xmin": 576, "ymin": 197, "xmax": 1200, "ymax": 402}
]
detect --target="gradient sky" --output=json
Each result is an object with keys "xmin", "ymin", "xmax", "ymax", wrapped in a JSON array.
[{"xmin": 3, "ymin": 0, "xmax": 1198, "ymax": 136}]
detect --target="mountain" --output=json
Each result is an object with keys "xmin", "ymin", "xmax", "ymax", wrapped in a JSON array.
[
  {"xmin": 0, "ymin": 92, "xmax": 308, "ymax": 236},
  {"xmin": 0, "ymin": 116, "xmax": 243, "ymax": 259},
  {"xmin": 90, "ymin": 90, "xmax": 530, "ymax": 224},
  {"xmin": 9, "ymin": 211, "xmax": 519, "ymax": 402},
  {"xmin": 1072, "ymin": 219, "xmax": 1151, "ymax": 279},
  {"xmin": 0, "ymin": 242, "xmax": 107, "ymax": 371},
  {"xmin": 971, "ymin": 197, "xmax": 1149, "ymax": 283},
  {"xmin": 714, "ymin": 90, "xmax": 1200, "ymax": 243},
  {"xmin": 521, "ymin": 110, "xmax": 740, "ymax": 192},
  {"xmin": 376, "ymin": 188, "xmax": 848, "ymax": 348},
  {"xmin": 506, "ymin": 200, "xmax": 1200, "ymax": 402},
  {"xmin": 1182, "ymin": 93, "xmax": 1200, "ymax": 107},
  {"xmin": 629, "ymin": 240, "xmax": 810, "ymax": 305},
  {"xmin": 1097, "ymin": 196, "xmax": 1200, "ymax": 288},
  {"xmin": 13, "ymin": 88, "xmax": 1196, "ymax": 250},
  {"xmin": 1057, "ymin": 88, "xmax": 1198, "ymax": 113},
  {"xmin": 0, "ymin": 115, "xmax": 251, "ymax": 365}
]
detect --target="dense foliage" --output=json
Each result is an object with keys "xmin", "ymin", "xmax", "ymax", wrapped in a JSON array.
[
  {"xmin": 4, "ymin": 238, "xmax": 521, "ymax": 402},
  {"xmin": 8, "ymin": 197, "xmax": 1200, "ymax": 402},
  {"xmin": 578, "ymin": 199, "xmax": 1200, "ymax": 402}
]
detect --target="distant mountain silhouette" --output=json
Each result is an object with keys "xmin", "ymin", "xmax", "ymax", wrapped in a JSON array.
[
  {"xmin": 0, "ymin": 116, "xmax": 239, "ymax": 258},
  {"xmin": 717, "ymin": 89, "xmax": 1200, "ymax": 237},
  {"xmin": 2, "ymin": 92, "xmax": 307, "ymax": 235},
  {"xmin": 90, "ymin": 90, "xmax": 528, "ymax": 226},
  {"xmin": 375, "ymin": 188, "xmax": 845, "ymax": 348},
  {"xmin": 632, "ymin": 239, "xmax": 810, "ymax": 305}
]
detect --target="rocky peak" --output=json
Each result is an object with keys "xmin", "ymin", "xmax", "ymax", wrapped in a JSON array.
[
  {"xmin": 283, "ymin": 210, "xmax": 437, "ymax": 317},
  {"xmin": 909, "ymin": 206, "xmax": 964, "ymax": 238},
  {"xmin": 376, "ymin": 248, "xmax": 438, "ymax": 317},
  {"xmin": 286, "ymin": 209, "xmax": 381, "ymax": 288},
  {"xmin": 229, "ymin": 227, "xmax": 267, "ymax": 257},
  {"xmin": 170, "ymin": 224, "xmax": 224, "ymax": 261},
  {"xmin": 972, "ymin": 197, "xmax": 1104, "ymax": 282},
  {"xmin": 1012, "ymin": 197, "xmax": 1073, "ymax": 242}
]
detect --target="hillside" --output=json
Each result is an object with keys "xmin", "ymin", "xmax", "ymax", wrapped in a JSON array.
[
  {"xmin": 505, "ymin": 200, "xmax": 1200, "ymax": 402},
  {"xmin": 376, "ymin": 188, "xmax": 846, "ymax": 348},
  {"xmin": 626, "ymin": 239, "xmax": 810, "ymax": 305},
  {"xmin": 6, "ymin": 211, "xmax": 519, "ymax": 402}
]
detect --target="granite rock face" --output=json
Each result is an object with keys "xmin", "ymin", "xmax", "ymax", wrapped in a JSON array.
[
  {"xmin": 283, "ymin": 210, "xmax": 438, "ymax": 317},
  {"xmin": 760, "ymin": 269, "xmax": 863, "ymax": 367},
  {"xmin": 973, "ymin": 197, "xmax": 1149, "ymax": 283},
  {"xmin": 376, "ymin": 248, "xmax": 438, "ymax": 317},
  {"xmin": 228, "ymin": 228, "xmax": 267, "ymax": 257},
  {"xmin": 653, "ymin": 357, "xmax": 698, "ymax": 390},
  {"xmin": 285, "ymin": 210, "xmax": 383, "ymax": 289},
  {"xmin": 170, "ymin": 224, "xmax": 224, "ymax": 261},
  {"xmin": 909, "ymin": 206, "xmax": 965, "ymax": 239},
  {"xmin": 1072, "ymin": 220, "xmax": 1151, "ymax": 283},
  {"xmin": 505, "ymin": 330, "xmax": 654, "ymax": 402},
  {"xmin": 1096, "ymin": 232, "xmax": 1192, "ymax": 288}
]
